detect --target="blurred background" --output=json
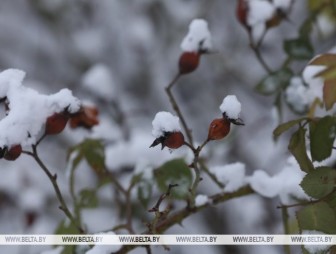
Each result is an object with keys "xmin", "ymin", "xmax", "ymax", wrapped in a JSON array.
[{"xmin": 0, "ymin": 0, "xmax": 335, "ymax": 253}]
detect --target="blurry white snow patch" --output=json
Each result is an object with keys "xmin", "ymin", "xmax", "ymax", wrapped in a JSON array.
[
  {"xmin": 247, "ymin": 0, "xmax": 292, "ymax": 43},
  {"xmin": 82, "ymin": 64, "xmax": 116, "ymax": 100},
  {"xmin": 302, "ymin": 65, "xmax": 325, "ymax": 94},
  {"xmin": 285, "ymin": 77, "xmax": 310, "ymax": 113},
  {"xmin": 73, "ymin": 29, "xmax": 106, "ymax": 60},
  {"xmin": 247, "ymin": 0, "xmax": 274, "ymax": 27},
  {"xmin": 248, "ymin": 156, "xmax": 308, "ymax": 204},
  {"xmin": 316, "ymin": 14, "xmax": 336, "ymax": 38},
  {"xmin": 40, "ymin": 246, "xmax": 64, "ymax": 254},
  {"xmin": 247, "ymin": 0, "xmax": 274, "ymax": 42},
  {"xmin": 195, "ymin": 194, "xmax": 209, "ymax": 206},
  {"xmin": 18, "ymin": 187, "xmax": 47, "ymax": 212},
  {"xmin": 302, "ymin": 230, "xmax": 331, "ymax": 254},
  {"xmin": 0, "ymin": 68, "xmax": 80, "ymax": 147},
  {"xmin": 273, "ymin": 0, "xmax": 292, "ymax": 11},
  {"xmin": 151, "ymin": 111, "xmax": 181, "ymax": 138},
  {"xmin": 81, "ymin": 208, "xmax": 117, "ymax": 233},
  {"xmin": 181, "ymin": 19, "xmax": 212, "ymax": 53},
  {"xmin": 91, "ymin": 117, "xmax": 121, "ymax": 141},
  {"xmin": 219, "ymin": 95, "xmax": 241, "ymax": 119},
  {"xmin": 248, "ymin": 170, "xmax": 280, "ymax": 198},
  {"xmin": 211, "ymin": 162, "xmax": 246, "ymax": 192},
  {"xmin": 86, "ymin": 231, "xmax": 121, "ymax": 254}
]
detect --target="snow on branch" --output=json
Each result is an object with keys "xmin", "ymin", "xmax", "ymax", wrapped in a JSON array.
[
  {"xmin": 0, "ymin": 69, "xmax": 81, "ymax": 147},
  {"xmin": 181, "ymin": 19, "xmax": 213, "ymax": 53}
]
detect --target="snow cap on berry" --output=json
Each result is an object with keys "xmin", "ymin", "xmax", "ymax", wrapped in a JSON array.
[
  {"xmin": 180, "ymin": 19, "xmax": 213, "ymax": 53},
  {"xmin": 152, "ymin": 111, "xmax": 181, "ymax": 138},
  {"xmin": 219, "ymin": 95, "xmax": 242, "ymax": 120}
]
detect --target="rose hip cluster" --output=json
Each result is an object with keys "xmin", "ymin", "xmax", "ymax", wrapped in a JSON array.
[
  {"xmin": 0, "ymin": 105, "xmax": 99, "ymax": 161},
  {"xmin": 45, "ymin": 105, "xmax": 99, "ymax": 135},
  {"xmin": 150, "ymin": 19, "xmax": 245, "ymax": 151}
]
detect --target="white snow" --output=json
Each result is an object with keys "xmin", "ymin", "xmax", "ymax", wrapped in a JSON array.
[
  {"xmin": 82, "ymin": 64, "xmax": 117, "ymax": 100},
  {"xmin": 18, "ymin": 186, "xmax": 47, "ymax": 211},
  {"xmin": 302, "ymin": 230, "xmax": 331, "ymax": 253},
  {"xmin": 248, "ymin": 156, "xmax": 308, "ymax": 204},
  {"xmin": 151, "ymin": 111, "xmax": 181, "ymax": 138},
  {"xmin": 246, "ymin": 0, "xmax": 292, "ymax": 43},
  {"xmin": 180, "ymin": 19, "xmax": 212, "ymax": 53},
  {"xmin": 85, "ymin": 232, "xmax": 121, "ymax": 254},
  {"xmin": 211, "ymin": 162, "xmax": 247, "ymax": 192},
  {"xmin": 208, "ymin": 156, "xmax": 307, "ymax": 204},
  {"xmin": 219, "ymin": 95, "xmax": 242, "ymax": 119},
  {"xmin": 0, "ymin": 69, "xmax": 81, "ymax": 147},
  {"xmin": 195, "ymin": 194, "xmax": 209, "ymax": 206},
  {"xmin": 247, "ymin": 0, "xmax": 275, "ymax": 27},
  {"xmin": 273, "ymin": 0, "xmax": 292, "ymax": 11},
  {"xmin": 285, "ymin": 77, "xmax": 310, "ymax": 113},
  {"xmin": 248, "ymin": 170, "xmax": 280, "ymax": 198}
]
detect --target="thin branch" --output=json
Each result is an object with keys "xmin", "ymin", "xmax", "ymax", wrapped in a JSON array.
[
  {"xmin": 26, "ymin": 145, "xmax": 84, "ymax": 233},
  {"xmin": 104, "ymin": 170, "xmax": 127, "ymax": 196},
  {"xmin": 277, "ymin": 189, "xmax": 336, "ymax": 209},
  {"xmin": 189, "ymin": 164, "xmax": 202, "ymax": 207},
  {"xmin": 199, "ymin": 160, "xmax": 224, "ymax": 189},
  {"xmin": 248, "ymin": 31, "xmax": 272, "ymax": 74},
  {"xmin": 36, "ymin": 133, "xmax": 47, "ymax": 147},
  {"xmin": 165, "ymin": 78, "xmax": 194, "ymax": 145},
  {"xmin": 148, "ymin": 184, "xmax": 178, "ymax": 213},
  {"xmin": 114, "ymin": 186, "xmax": 254, "ymax": 254},
  {"xmin": 167, "ymin": 73, "xmax": 181, "ymax": 90}
]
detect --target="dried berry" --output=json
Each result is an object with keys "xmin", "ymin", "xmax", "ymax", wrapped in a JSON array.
[
  {"xmin": 150, "ymin": 131, "xmax": 185, "ymax": 150},
  {"xmin": 69, "ymin": 106, "xmax": 99, "ymax": 129},
  {"xmin": 236, "ymin": 0, "xmax": 249, "ymax": 29},
  {"xmin": 179, "ymin": 52, "xmax": 200, "ymax": 75},
  {"xmin": 4, "ymin": 145, "xmax": 22, "ymax": 161},
  {"xmin": 207, "ymin": 118, "xmax": 231, "ymax": 141},
  {"xmin": 45, "ymin": 113, "xmax": 69, "ymax": 135}
]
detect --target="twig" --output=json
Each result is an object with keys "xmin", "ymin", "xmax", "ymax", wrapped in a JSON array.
[
  {"xmin": 248, "ymin": 30, "xmax": 272, "ymax": 74},
  {"xmin": 167, "ymin": 73, "xmax": 181, "ymax": 90},
  {"xmin": 189, "ymin": 164, "xmax": 202, "ymax": 207},
  {"xmin": 199, "ymin": 160, "xmax": 224, "ymax": 189},
  {"xmin": 114, "ymin": 186, "xmax": 254, "ymax": 254},
  {"xmin": 165, "ymin": 77, "xmax": 194, "ymax": 145},
  {"xmin": 277, "ymin": 189, "xmax": 336, "ymax": 209},
  {"xmin": 148, "ymin": 184, "xmax": 179, "ymax": 213},
  {"xmin": 26, "ymin": 145, "xmax": 84, "ymax": 233}
]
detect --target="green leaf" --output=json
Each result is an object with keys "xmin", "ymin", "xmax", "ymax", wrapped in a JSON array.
[
  {"xmin": 297, "ymin": 202, "xmax": 336, "ymax": 234},
  {"xmin": 78, "ymin": 189, "xmax": 98, "ymax": 208},
  {"xmin": 313, "ymin": 65, "xmax": 336, "ymax": 80},
  {"xmin": 310, "ymin": 116, "xmax": 336, "ymax": 162},
  {"xmin": 300, "ymin": 167, "xmax": 336, "ymax": 199},
  {"xmin": 55, "ymin": 219, "xmax": 78, "ymax": 234},
  {"xmin": 256, "ymin": 68, "xmax": 293, "ymax": 95},
  {"xmin": 154, "ymin": 159, "xmax": 192, "ymax": 200},
  {"xmin": 273, "ymin": 118, "xmax": 308, "ymax": 139},
  {"xmin": 288, "ymin": 127, "xmax": 314, "ymax": 173},
  {"xmin": 68, "ymin": 139, "xmax": 105, "ymax": 175},
  {"xmin": 309, "ymin": 53, "xmax": 336, "ymax": 66},
  {"xmin": 323, "ymin": 79, "xmax": 336, "ymax": 110},
  {"xmin": 284, "ymin": 37, "xmax": 314, "ymax": 60}
]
